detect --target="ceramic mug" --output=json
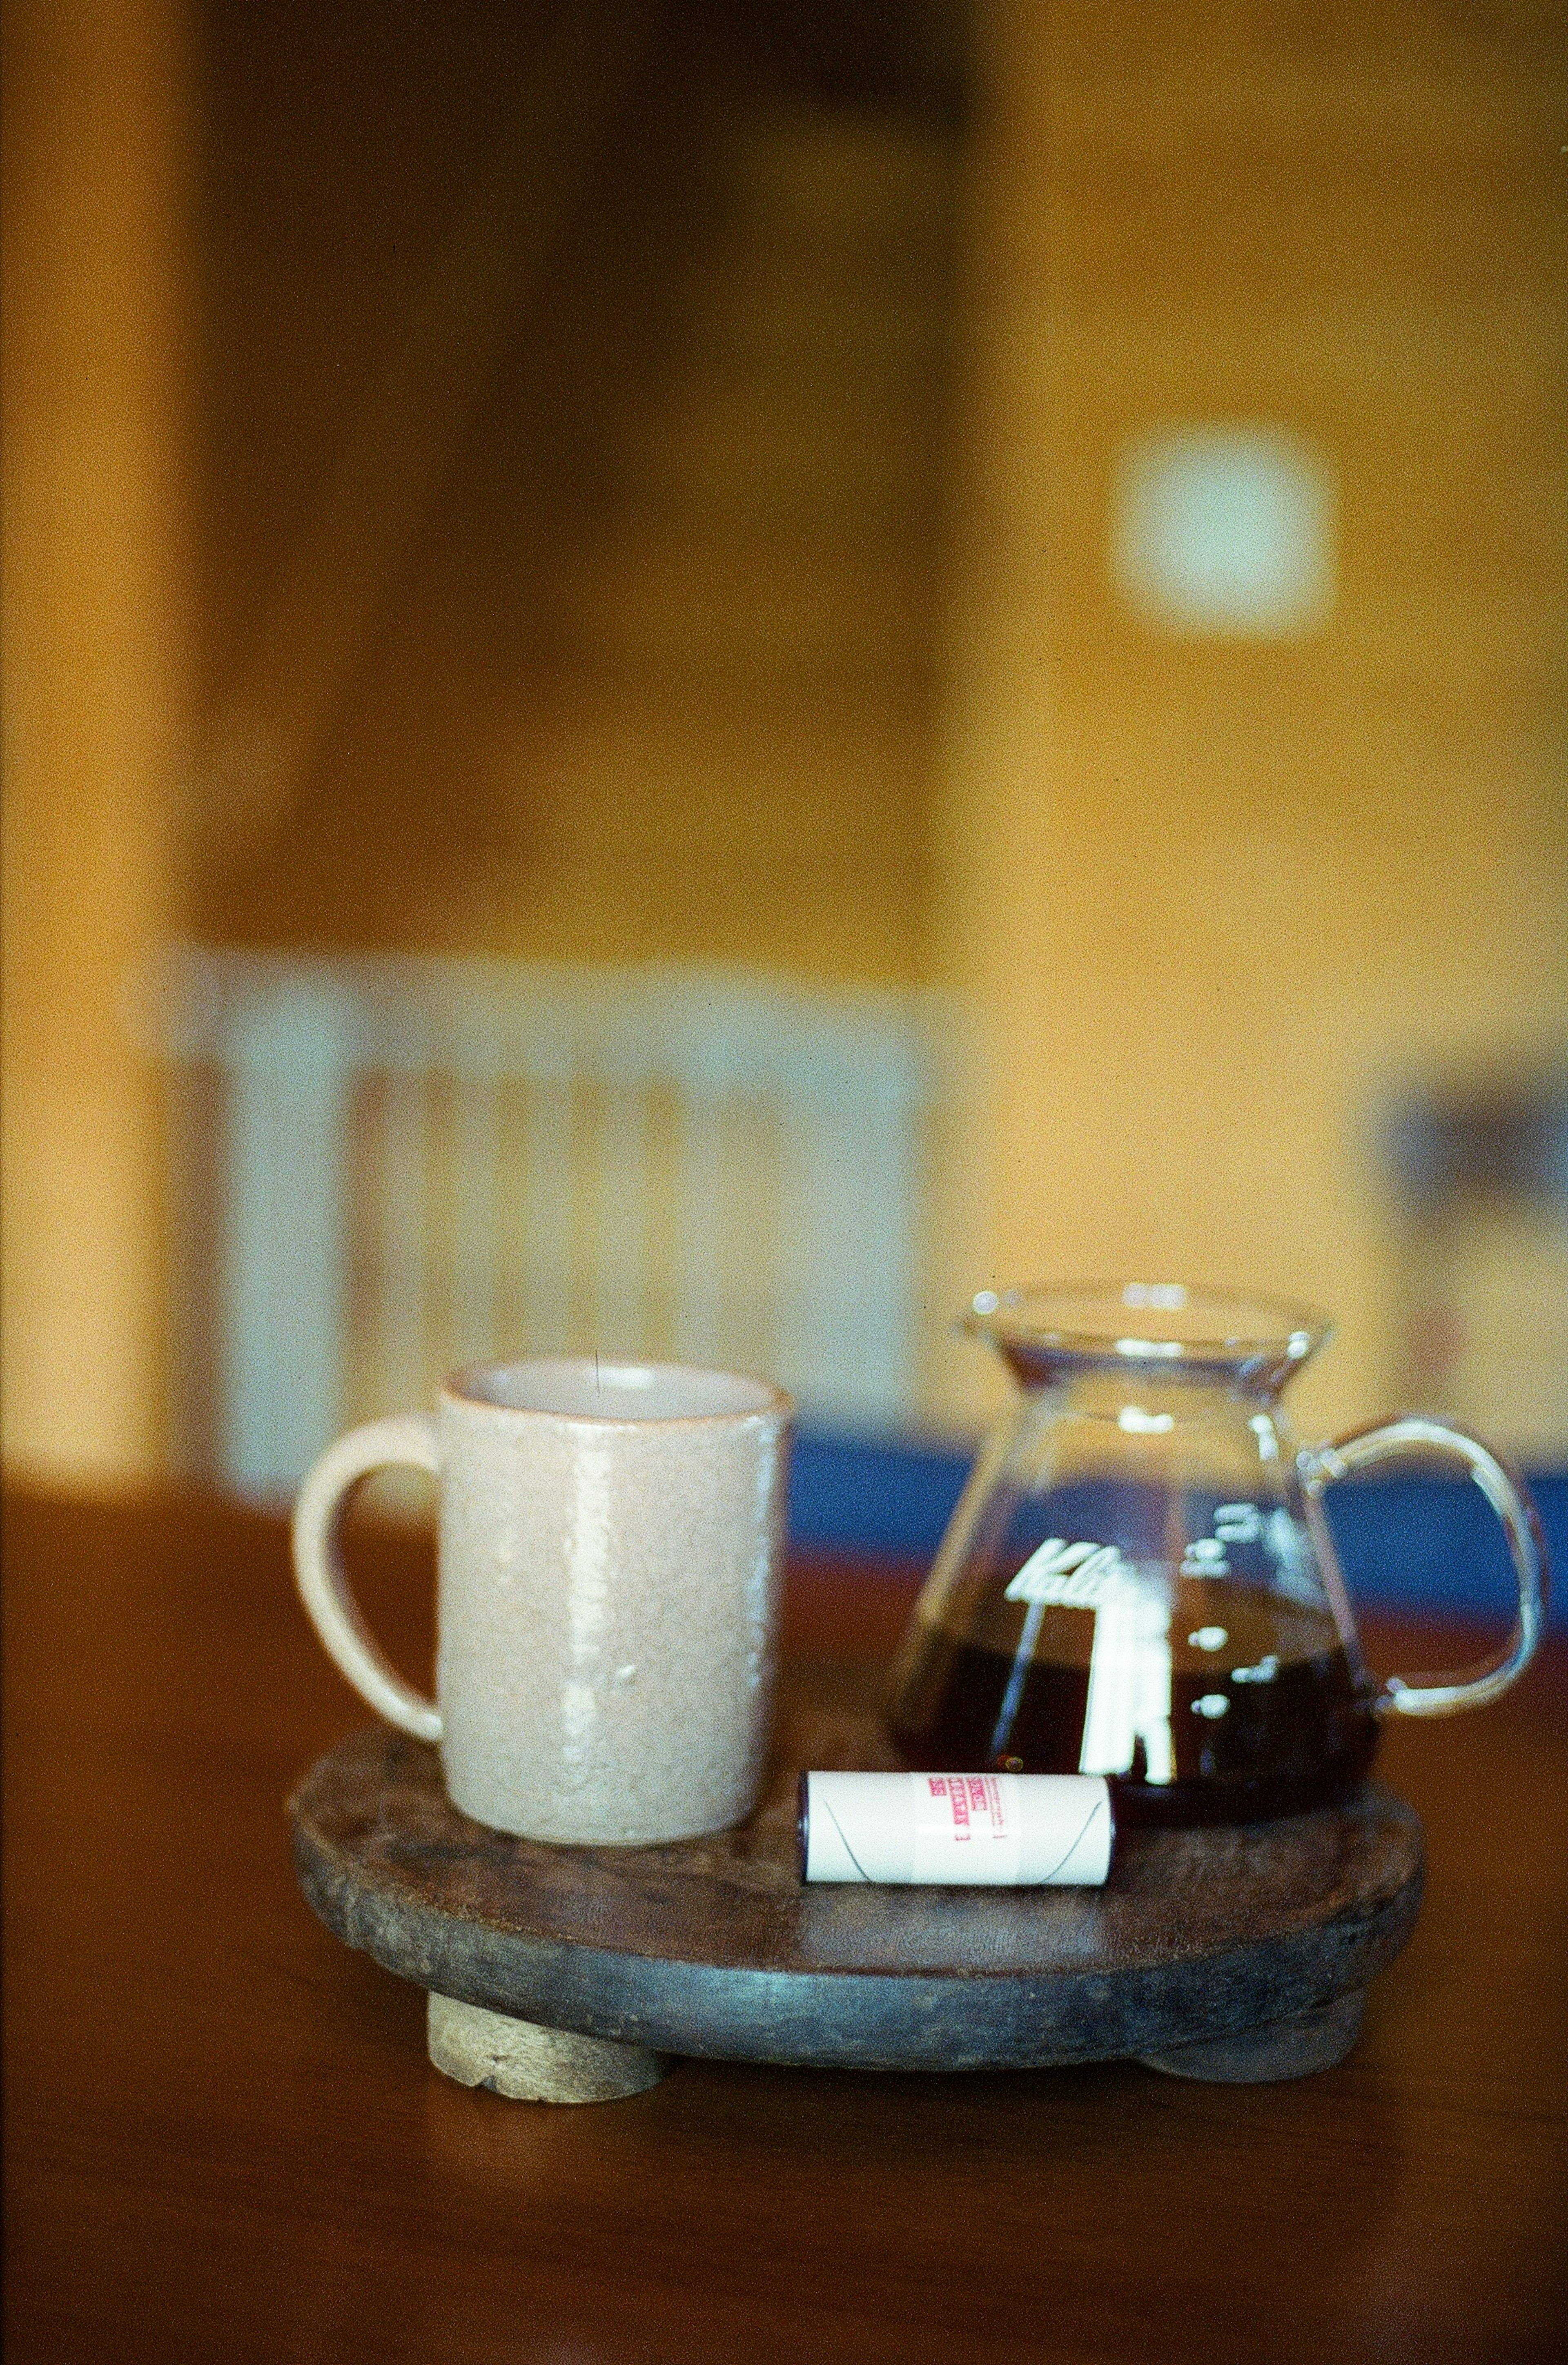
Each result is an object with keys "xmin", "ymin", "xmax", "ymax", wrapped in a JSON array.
[{"xmin": 293, "ymin": 1358, "xmax": 792, "ymax": 1843}]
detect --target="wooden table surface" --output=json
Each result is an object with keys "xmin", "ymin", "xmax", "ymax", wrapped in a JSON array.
[{"xmin": 5, "ymin": 1488, "xmax": 1566, "ymax": 2364}]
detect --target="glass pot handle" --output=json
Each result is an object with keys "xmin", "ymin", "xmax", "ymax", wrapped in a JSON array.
[{"xmin": 1298, "ymin": 1416, "xmax": 1549, "ymax": 1715}]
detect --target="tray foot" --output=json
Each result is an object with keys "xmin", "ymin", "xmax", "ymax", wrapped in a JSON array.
[
  {"xmin": 427, "ymin": 1994, "xmax": 668, "ymax": 2103},
  {"xmin": 1137, "ymin": 1989, "xmax": 1366, "ymax": 2084}
]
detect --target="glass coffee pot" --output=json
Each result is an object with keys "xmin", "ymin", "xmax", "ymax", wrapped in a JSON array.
[{"xmin": 886, "ymin": 1283, "xmax": 1548, "ymax": 1824}]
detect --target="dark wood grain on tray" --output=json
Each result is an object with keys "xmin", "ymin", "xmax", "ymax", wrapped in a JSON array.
[{"xmin": 290, "ymin": 1697, "xmax": 1423, "ymax": 2069}]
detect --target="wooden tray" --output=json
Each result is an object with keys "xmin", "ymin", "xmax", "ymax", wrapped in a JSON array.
[{"xmin": 289, "ymin": 1668, "xmax": 1424, "ymax": 2097}]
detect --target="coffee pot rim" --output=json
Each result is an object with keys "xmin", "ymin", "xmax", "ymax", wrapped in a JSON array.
[{"xmin": 964, "ymin": 1280, "xmax": 1333, "ymax": 1375}]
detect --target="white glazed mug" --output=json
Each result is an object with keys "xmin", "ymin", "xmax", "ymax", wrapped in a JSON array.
[{"xmin": 292, "ymin": 1358, "xmax": 792, "ymax": 1843}]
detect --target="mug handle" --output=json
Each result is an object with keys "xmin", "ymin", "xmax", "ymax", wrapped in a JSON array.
[
  {"xmin": 1298, "ymin": 1414, "xmax": 1549, "ymax": 1716},
  {"xmin": 293, "ymin": 1414, "xmax": 444, "ymax": 1742}
]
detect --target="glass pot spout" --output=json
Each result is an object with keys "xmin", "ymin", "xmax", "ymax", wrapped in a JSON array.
[{"xmin": 885, "ymin": 1283, "xmax": 1548, "ymax": 1826}]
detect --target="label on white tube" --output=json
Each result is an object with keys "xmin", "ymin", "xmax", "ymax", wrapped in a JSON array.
[{"xmin": 800, "ymin": 1771, "xmax": 1113, "ymax": 1885}]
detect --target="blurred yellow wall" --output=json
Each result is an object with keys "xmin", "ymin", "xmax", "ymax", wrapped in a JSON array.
[
  {"xmin": 935, "ymin": 0, "xmax": 1566, "ymax": 1438},
  {"xmin": 3, "ymin": 0, "xmax": 1563, "ymax": 1481},
  {"xmin": 2, "ymin": 0, "xmax": 191, "ymax": 1483}
]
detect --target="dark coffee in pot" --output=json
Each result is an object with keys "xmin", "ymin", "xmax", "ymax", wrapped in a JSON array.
[
  {"xmin": 887, "ymin": 1586, "xmax": 1379, "ymax": 1826},
  {"xmin": 885, "ymin": 1283, "xmax": 1546, "ymax": 1822}
]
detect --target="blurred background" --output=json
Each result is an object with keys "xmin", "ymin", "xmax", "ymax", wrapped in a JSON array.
[{"xmin": 4, "ymin": 1, "xmax": 1564, "ymax": 1563}]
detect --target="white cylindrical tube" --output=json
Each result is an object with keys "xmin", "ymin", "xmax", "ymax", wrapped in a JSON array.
[{"xmin": 799, "ymin": 1771, "xmax": 1114, "ymax": 1886}]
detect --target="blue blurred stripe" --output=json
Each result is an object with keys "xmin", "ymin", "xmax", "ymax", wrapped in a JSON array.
[{"xmin": 787, "ymin": 1428, "xmax": 1565, "ymax": 1630}]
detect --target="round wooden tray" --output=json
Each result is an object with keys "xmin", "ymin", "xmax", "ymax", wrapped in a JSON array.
[{"xmin": 290, "ymin": 1666, "xmax": 1424, "ymax": 2089}]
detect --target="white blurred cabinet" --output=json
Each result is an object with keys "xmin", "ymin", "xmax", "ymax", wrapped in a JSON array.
[{"xmin": 167, "ymin": 948, "xmax": 945, "ymax": 1493}]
